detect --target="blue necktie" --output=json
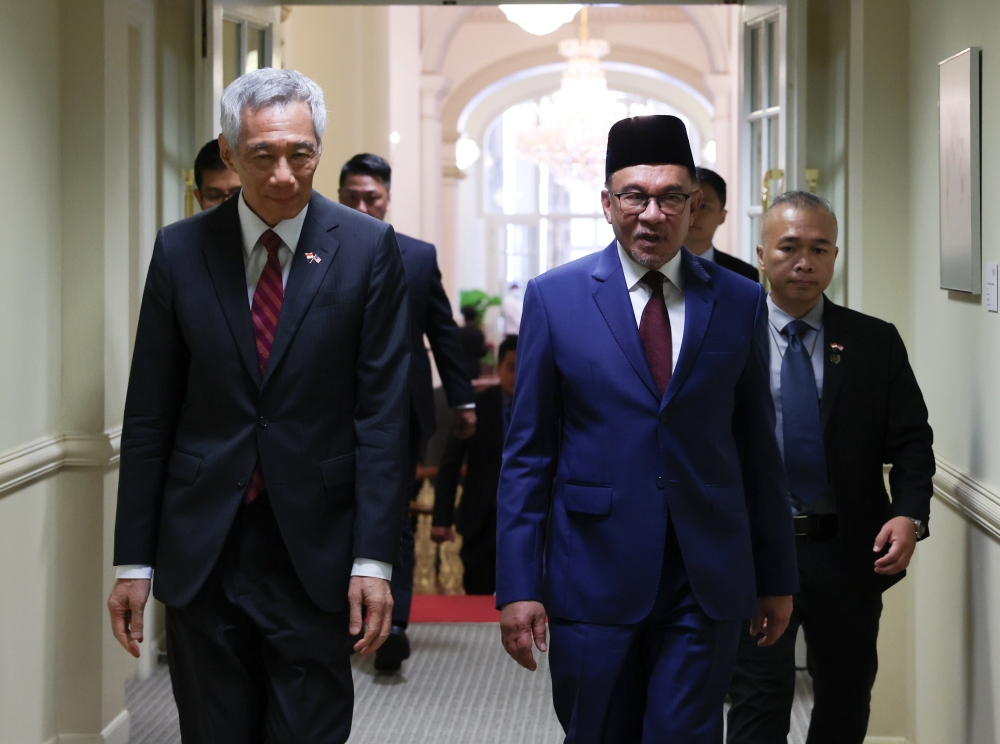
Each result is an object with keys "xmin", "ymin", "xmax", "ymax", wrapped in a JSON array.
[{"xmin": 780, "ymin": 319, "xmax": 828, "ymax": 506}]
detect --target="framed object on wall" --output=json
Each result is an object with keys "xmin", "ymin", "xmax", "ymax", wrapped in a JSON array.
[{"xmin": 939, "ymin": 47, "xmax": 982, "ymax": 293}]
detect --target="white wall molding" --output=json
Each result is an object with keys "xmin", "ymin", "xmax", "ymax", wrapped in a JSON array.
[
  {"xmin": 0, "ymin": 427, "xmax": 122, "ymax": 498},
  {"xmin": 864, "ymin": 738, "xmax": 909, "ymax": 744},
  {"xmin": 934, "ymin": 454, "xmax": 1000, "ymax": 542}
]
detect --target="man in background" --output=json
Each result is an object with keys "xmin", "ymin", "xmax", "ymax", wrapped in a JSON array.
[
  {"xmin": 339, "ymin": 153, "xmax": 476, "ymax": 672},
  {"xmin": 456, "ymin": 305, "xmax": 488, "ymax": 380},
  {"xmin": 193, "ymin": 138, "xmax": 241, "ymax": 211},
  {"xmin": 431, "ymin": 334, "xmax": 517, "ymax": 595},
  {"xmin": 686, "ymin": 167, "xmax": 759, "ymax": 282},
  {"xmin": 727, "ymin": 192, "xmax": 934, "ymax": 744}
]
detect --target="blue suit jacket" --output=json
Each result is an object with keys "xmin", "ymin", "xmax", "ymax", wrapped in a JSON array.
[{"xmin": 496, "ymin": 242, "xmax": 798, "ymax": 624}]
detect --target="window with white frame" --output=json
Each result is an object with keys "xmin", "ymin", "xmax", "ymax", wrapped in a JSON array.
[{"xmin": 222, "ymin": 15, "xmax": 272, "ymax": 90}]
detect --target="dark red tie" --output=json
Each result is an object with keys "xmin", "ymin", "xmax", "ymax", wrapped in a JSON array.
[
  {"xmin": 244, "ymin": 229, "xmax": 284, "ymax": 504},
  {"xmin": 639, "ymin": 271, "xmax": 673, "ymax": 397}
]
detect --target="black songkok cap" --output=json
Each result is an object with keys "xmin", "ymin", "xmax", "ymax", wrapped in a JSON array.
[{"xmin": 605, "ymin": 115, "xmax": 696, "ymax": 179}]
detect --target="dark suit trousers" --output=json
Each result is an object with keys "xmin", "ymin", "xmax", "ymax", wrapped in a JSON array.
[
  {"xmin": 165, "ymin": 495, "xmax": 354, "ymax": 744},
  {"xmin": 726, "ymin": 538, "xmax": 883, "ymax": 744},
  {"xmin": 459, "ymin": 508, "xmax": 497, "ymax": 595},
  {"xmin": 548, "ymin": 520, "xmax": 741, "ymax": 744},
  {"xmin": 390, "ymin": 413, "xmax": 424, "ymax": 626}
]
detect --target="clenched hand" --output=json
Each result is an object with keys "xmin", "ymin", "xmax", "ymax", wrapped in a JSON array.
[
  {"xmin": 750, "ymin": 595, "xmax": 793, "ymax": 647},
  {"xmin": 500, "ymin": 600, "xmax": 547, "ymax": 671}
]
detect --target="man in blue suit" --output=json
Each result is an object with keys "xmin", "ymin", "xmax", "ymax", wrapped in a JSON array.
[{"xmin": 497, "ymin": 115, "xmax": 799, "ymax": 743}]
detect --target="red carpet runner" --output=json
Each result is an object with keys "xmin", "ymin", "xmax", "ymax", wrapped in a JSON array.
[{"xmin": 410, "ymin": 594, "xmax": 501, "ymax": 623}]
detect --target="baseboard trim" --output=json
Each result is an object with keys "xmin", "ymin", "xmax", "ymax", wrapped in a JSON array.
[
  {"xmin": 864, "ymin": 737, "xmax": 909, "ymax": 744},
  {"xmin": 0, "ymin": 426, "xmax": 122, "ymax": 498},
  {"xmin": 934, "ymin": 454, "xmax": 1000, "ymax": 542},
  {"xmin": 53, "ymin": 709, "xmax": 129, "ymax": 744}
]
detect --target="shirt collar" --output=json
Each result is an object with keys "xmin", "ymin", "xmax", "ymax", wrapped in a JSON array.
[
  {"xmin": 237, "ymin": 191, "xmax": 309, "ymax": 257},
  {"xmin": 617, "ymin": 241, "xmax": 685, "ymax": 292},
  {"xmin": 767, "ymin": 293, "xmax": 825, "ymax": 333},
  {"xmin": 702, "ymin": 246, "xmax": 716, "ymax": 262}
]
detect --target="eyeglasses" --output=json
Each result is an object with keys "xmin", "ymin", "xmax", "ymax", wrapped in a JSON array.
[{"xmin": 612, "ymin": 191, "xmax": 694, "ymax": 216}]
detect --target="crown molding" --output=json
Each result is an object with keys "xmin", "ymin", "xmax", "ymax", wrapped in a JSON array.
[{"xmin": 0, "ymin": 427, "xmax": 122, "ymax": 498}]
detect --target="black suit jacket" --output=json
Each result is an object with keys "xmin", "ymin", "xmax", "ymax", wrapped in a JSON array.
[
  {"xmin": 114, "ymin": 192, "xmax": 412, "ymax": 612},
  {"xmin": 433, "ymin": 385, "xmax": 504, "ymax": 541},
  {"xmin": 820, "ymin": 297, "xmax": 934, "ymax": 592},
  {"xmin": 713, "ymin": 248, "xmax": 761, "ymax": 283},
  {"xmin": 397, "ymin": 233, "xmax": 474, "ymax": 439}
]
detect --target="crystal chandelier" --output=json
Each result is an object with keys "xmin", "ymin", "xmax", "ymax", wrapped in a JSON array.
[{"xmin": 515, "ymin": 8, "xmax": 628, "ymax": 186}]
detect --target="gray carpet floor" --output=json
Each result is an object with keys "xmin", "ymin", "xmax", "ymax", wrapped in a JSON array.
[{"xmin": 125, "ymin": 623, "xmax": 813, "ymax": 743}]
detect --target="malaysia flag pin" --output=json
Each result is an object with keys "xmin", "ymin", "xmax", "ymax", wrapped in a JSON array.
[{"xmin": 305, "ymin": 252, "xmax": 322, "ymax": 264}]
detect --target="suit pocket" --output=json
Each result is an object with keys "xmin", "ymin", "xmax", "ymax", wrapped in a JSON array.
[
  {"xmin": 563, "ymin": 483, "xmax": 613, "ymax": 516},
  {"xmin": 166, "ymin": 449, "xmax": 203, "ymax": 485},
  {"xmin": 705, "ymin": 482, "xmax": 745, "ymax": 512},
  {"xmin": 321, "ymin": 452, "xmax": 356, "ymax": 490}
]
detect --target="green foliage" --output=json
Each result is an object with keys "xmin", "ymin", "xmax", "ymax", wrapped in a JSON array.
[{"xmin": 459, "ymin": 289, "xmax": 501, "ymax": 325}]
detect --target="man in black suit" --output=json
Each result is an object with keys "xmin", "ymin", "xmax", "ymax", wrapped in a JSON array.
[
  {"xmin": 456, "ymin": 304, "xmax": 488, "ymax": 380},
  {"xmin": 107, "ymin": 69, "xmax": 411, "ymax": 742},
  {"xmin": 339, "ymin": 153, "xmax": 475, "ymax": 670},
  {"xmin": 431, "ymin": 335, "xmax": 517, "ymax": 594},
  {"xmin": 726, "ymin": 192, "xmax": 934, "ymax": 744},
  {"xmin": 687, "ymin": 167, "xmax": 760, "ymax": 282}
]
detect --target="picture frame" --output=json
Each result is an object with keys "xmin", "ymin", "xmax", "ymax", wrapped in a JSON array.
[{"xmin": 939, "ymin": 47, "xmax": 982, "ymax": 294}]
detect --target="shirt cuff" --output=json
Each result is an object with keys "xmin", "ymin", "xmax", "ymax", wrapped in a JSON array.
[
  {"xmin": 456, "ymin": 403, "xmax": 476, "ymax": 410},
  {"xmin": 351, "ymin": 558, "xmax": 393, "ymax": 581},
  {"xmin": 116, "ymin": 565, "xmax": 153, "ymax": 580}
]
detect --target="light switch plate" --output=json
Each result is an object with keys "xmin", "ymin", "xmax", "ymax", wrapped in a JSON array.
[{"xmin": 987, "ymin": 263, "xmax": 998, "ymax": 312}]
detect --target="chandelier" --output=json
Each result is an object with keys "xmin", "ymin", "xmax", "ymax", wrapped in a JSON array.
[{"xmin": 514, "ymin": 8, "xmax": 628, "ymax": 185}]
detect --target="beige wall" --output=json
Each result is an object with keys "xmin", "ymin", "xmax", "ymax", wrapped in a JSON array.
[
  {"xmin": 283, "ymin": 5, "xmax": 391, "ymax": 201},
  {"xmin": 907, "ymin": 0, "xmax": 1000, "ymax": 742}
]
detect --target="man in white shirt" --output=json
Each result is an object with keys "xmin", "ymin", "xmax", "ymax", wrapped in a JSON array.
[{"xmin": 107, "ymin": 69, "xmax": 411, "ymax": 742}]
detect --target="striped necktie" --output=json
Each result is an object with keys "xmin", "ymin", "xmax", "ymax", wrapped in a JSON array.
[{"xmin": 244, "ymin": 229, "xmax": 284, "ymax": 504}]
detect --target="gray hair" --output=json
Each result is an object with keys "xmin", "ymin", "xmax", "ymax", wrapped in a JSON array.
[
  {"xmin": 761, "ymin": 190, "xmax": 838, "ymax": 241},
  {"xmin": 220, "ymin": 68, "xmax": 327, "ymax": 147}
]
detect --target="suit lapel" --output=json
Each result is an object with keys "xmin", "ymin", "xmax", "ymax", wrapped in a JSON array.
[
  {"xmin": 262, "ymin": 196, "xmax": 341, "ymax": 387},
  {"xmin": 591, "ymin": 242, "xmax": 660, "ymax": 401},
  {"xmin": 821, "ymin": 296, "xmax": 848, "ymax": 429},
  {"xmin": 204, "ymin": 199, "xmax": 262, "ymax": 387},
  {"xmin": 662, "ymin": 249, "xmax": 715, "ymax": 409}
]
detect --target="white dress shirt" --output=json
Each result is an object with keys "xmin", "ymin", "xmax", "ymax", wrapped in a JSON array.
[
  {"xmin": 617, "ymin": 242, "xmax": 686, "ymax": 370},
  {"xmin": 766, "ymin": 294, "xmax": 835, "ymax": 516},
  {"xmin": 117, "ymin": 194, "xmax": 392, "ymax": 582},
  {"xmin": 701, "ymin": 246, "xmax": 716, "ymax": 263}
]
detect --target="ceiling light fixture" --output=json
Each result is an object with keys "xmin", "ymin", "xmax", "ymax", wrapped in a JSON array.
[{"xmin": 499, "ymin": 4, "xmax": 582, "ymax": 36}]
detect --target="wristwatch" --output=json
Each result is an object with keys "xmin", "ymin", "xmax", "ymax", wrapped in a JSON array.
[{"xmin": 908, "ymin": 517, "xmax": 927, "ymax": 539}]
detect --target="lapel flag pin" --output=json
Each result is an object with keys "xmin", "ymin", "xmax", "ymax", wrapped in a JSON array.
[
  {"xmin": 829, "ymin": 342, "xmax": 843, "ymax": 351},
  {"xmin": 305, "ymin": 252, "xmax": 322, "ymax": 264}
]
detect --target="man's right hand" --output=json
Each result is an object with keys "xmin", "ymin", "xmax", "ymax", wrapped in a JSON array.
[
  {"xmin": 430, "ymin": 526, "xmax": 456, "ymax": 543},
  {"xmin": 750, "ymin": 595, "xmax": 793, "ymax": 647},
  {"xmin": 500, "ymin": 600, "xmax": 547, "ymax": 671},
  {"xmin": 108, "ymin": 578, "xmax": 151, "ymax": 658}
]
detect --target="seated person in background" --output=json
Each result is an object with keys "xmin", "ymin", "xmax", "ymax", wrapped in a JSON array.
[
  {"xmin": 726, "ymin": 191, "xmax": 934, "ymax": 744},
  {"xmin": 456, "ymin": 304, "xmax": 488, "ymax": 380},
  {"xmin": 687, "ymin": 166, "xmax": 760, "ymax": 282},
  {"xmin": 193, "ymin": 138, "xmax": 241, "ymax": 211},
  {"xmin": 431, "ymin": 335, "xmax": 517, "ymax": 595}
]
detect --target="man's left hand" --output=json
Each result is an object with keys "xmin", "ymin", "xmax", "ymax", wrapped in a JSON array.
[
  {"xmin": 750, "ymin": 595, "xmax": 793, "ymax": 647},
  {"xmin": 873, "ymin": 516, "xmax": 918, "ymax": 575},
  {"xmin": 349, "ymin": 576, "xmax": 393, "ymax": 657},
  {"xmin": 453, "ymin": 408, "xmax": 477, "ymax": 439}
]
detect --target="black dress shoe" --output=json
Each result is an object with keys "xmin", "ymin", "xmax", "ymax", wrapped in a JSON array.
[{"xmin": 374, "ymin": 625, "xmax": 411, "ymax": 672}]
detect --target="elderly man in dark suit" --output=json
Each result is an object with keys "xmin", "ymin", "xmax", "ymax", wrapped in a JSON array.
[
  {"xmin": 432, "ymin": 334, "xmax": 518, "ymax": 595},
  {"xmin": 339, "ymin": 152, "xmax": 475, "ymax": 670},
  {"xmin": 107, "ymin": 69, "xmax": 411, "ymax": 742},
  {"xmin": 686, "ymin": 167, "xmax": 760, "ymax": 283},
  {"xmin": 726, "ymin": 192, "xmax": 934, "ymax": 744},
  {"xmin": 497, "ymin": 116, "xmax": 798, "ymax": 743}
]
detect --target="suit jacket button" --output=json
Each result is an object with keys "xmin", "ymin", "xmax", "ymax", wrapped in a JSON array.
[
  {"xmin": 238, "ymin": 477, "xmax": 246, "ymax": 488},
  {"xmin": 258, "ymin": 416, "xmax": 268, "ymax": 428},
  {"xmin": 656, "ymin": 476, "xmax": 666, "ymax": 490}
]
